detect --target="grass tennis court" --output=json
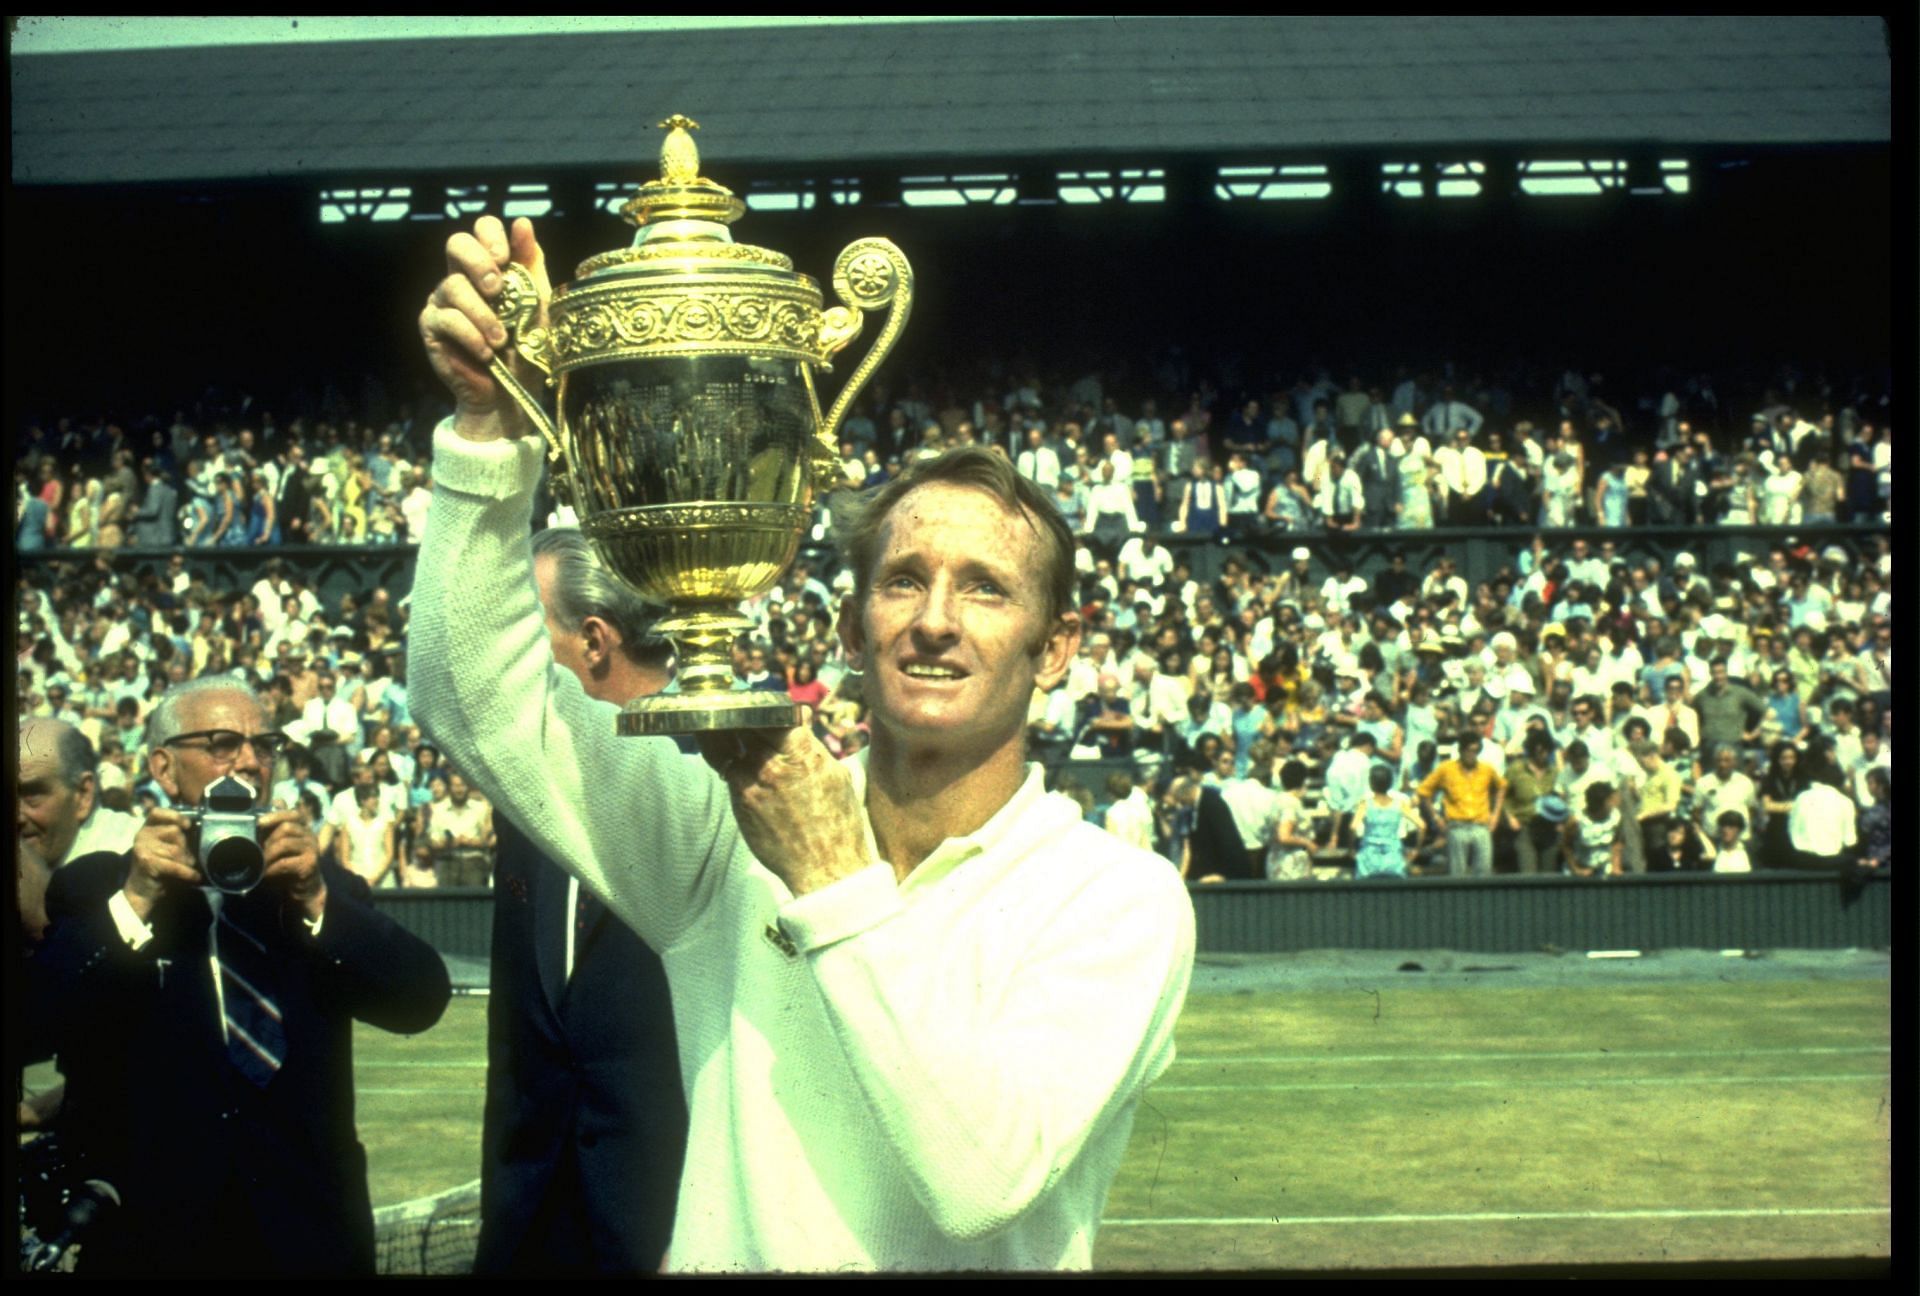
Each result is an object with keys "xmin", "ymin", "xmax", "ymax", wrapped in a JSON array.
[{"xmin": 348, "ymin": 964, "xmax": 1889, "ymax": 1271}]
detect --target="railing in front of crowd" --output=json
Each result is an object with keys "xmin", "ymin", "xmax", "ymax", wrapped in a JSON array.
[
  {"xmin": 13, "ymin": 521, "xmax": 1892, "ymax": 610},
  {"xmin": 14, "ymin": 543, "xmax": 420, "ymax": 619},
  {"xmin": 370, "ymin": 869, "xmax": 1889, "ymax": 965}
]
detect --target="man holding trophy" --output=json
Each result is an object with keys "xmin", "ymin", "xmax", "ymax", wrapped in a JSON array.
[{"xmin": 412, "ymin": 119, "xmax": 1193, "ymax": 1272}]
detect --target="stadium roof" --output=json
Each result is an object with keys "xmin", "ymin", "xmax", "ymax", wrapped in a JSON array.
[{"xmin": 11, "ymin": 15, "xmax": 1892, "ymax": 187}]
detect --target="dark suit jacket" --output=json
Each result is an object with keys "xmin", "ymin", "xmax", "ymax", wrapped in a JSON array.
[
  {"xmin": 1190, "ymin": 786, "xmax": 1259, "ymax": 881},
  {"xmin": 1355, "ymin": 445, "xmax": 1401, "ymax": 514},
  {"xmin": 474, "ymin": 814, "xmax": 687, "ymax": 1276},
  {"xmin": 31, "ymin": 851, "xmax": 451, "ymax": 1277},
  {"xmin": 1650, "ymin": 457, "xmax": 1698, "ymax": 522},
  {"xmin": 279, "ymin": 468, "xmax": 313, "ymax": 544},
  {"xmin": 130, "ymin": 478, "xmax": 179, "ymax": 547}
]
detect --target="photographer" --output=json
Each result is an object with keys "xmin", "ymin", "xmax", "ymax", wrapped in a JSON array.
[{"xmin": 28, "ymin": 677, "xmax": 451, "ymax": 1276}]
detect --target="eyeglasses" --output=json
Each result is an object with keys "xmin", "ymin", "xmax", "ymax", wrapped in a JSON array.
[{"xmin": 163, "ymin": 729, "xmax": 291, "ymax": 762}]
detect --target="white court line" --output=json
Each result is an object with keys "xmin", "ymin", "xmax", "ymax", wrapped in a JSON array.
[
  {"xmin": 360, "ymin": 1047, "xmax": 1888, "ymax": 1071},
  {"xmin": 1174, "ymin": 1045, "xmax": 1889, "ymax": 1066},
  {"xmin": 361, "ymin": 1072, "xmax": 1890, "ymax": 1098},
  {"xmin": 1102, "ymin": 1207, "xmax": 1889, "ymax": 1227},
  {"xmin": 361, "ymin": 1088, "xmax": 484, "ymax": 1095},
  {"xmin": 1153, "ymin": 1072, "xmax": 1887, "ymax": 1093}
]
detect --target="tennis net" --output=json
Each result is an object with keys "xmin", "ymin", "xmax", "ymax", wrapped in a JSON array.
[{"xmin": 373, "ymin": 1177, "xmax": 482, "ymax": 1275}]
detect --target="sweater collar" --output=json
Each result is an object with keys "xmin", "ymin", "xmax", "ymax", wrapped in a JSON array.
[{"xmin": 844, "ymin": 753, "xmax": 1072, "ymax": 896}]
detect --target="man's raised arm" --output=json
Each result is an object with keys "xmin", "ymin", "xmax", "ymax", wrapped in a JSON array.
[{"xmin": 409, "ymin": 216, "xmax": 732, "ymax": 951}]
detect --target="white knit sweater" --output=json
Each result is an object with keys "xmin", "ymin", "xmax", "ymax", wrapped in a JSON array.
[{"xmin": 409, "ymin": 426, "xmax": 1195, "ymax": 1272}]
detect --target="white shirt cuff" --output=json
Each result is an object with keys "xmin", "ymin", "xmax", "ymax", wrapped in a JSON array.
[
  {"xmin": 431, "ymin": 417, "xmax": 546, "ymax": 500},
  {"xmin": 108, "ymin": 889, "xmax": 155, "ymax": 950},
  {"xmin": 777, "ymin": 861, "xmax": 903, "ymax": 953}
]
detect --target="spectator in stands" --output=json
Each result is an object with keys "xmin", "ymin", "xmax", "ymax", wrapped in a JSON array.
[
  {"xmin": 1762, "ymin": 668, "xmax": 1803, "ymax": 743},
  {"xmin": 1649, "ymin": 440, "xmax": 1702, "ymax": 525},
  {"xmin": 1312, "ymin": 450, "xmax": 1360, "ymax": 532},
  {"xmin": 1755, "ymin": 740, "xmax": 1805, "ymax": 870},
  {"xmin": 1630, "ymin": 738, "xmax": 1681, "ymax": 866},
  {"xmin": 1591, "ymin": 456, "xmax": 1630, "ymax": 528},
  {"xmin": 1417, "ymin": 732, "xmax": 1506, "ymax": 877},
  {"xmin": 1758, "ymin": 452, "xmax": 1801, "ymax": 525},
  {"xmin": 1265, "ymin": 759, "xmax": 1316, "ymax": 881},
  {"xmin": 1262, "ymin": 468, "xmax": 1315, "ymax": 531},
  {"xmin": 1856, "ymin": 767, "xmax": 1890, "ymax": 872},
  {"xmin": 1565, "ymin": 781, "xmax": 1623, "ymax": 878},
  {"xmin": 1355, "ymin": 426, "xmax": 1401, "ymax": 530},
  {"xmin": 1434, "ymin": 428, "xmax": 1488, "ymax": 526},
  {"xmin": 1320, "ymin": 728, "xmax": 1377, "ymax": 850},
  {"xmin": 1801, "ymin": 449, "xmax": 1844, "ymax": 524},
  {"xmin": 338, "ymin": 780, "xmax": 397, "ymax": 886},
  {"xmin": 16, "ymin": 465, "xmax": 54, "ymax": 552},
  {"xmin": 1504, "ymin": 731, "xmax": 1561, "ymax": 874},
  {"xmin": 1074, "ymin": 672, "xmax": 1134, "ymax": 759},
  {"xmin": 1170, "ymin": 775, "xmax": 1258, "ymax": 883},
  {"xmin": 1787, "ymin": 763, "xmax": 1856, "ymax": 871},
  {"xmin": 431, "ymin": 772, "xmax": 496, "ymax": 887},
  {"xmin": 1174, "ymin": 455, "xmax": 1226, "ymax": 537},
  {"xmin": 1102, "ymin": 771, "xmax": 1155, "ymax": 852},
  {"xmin": 1351, "ymin": 762, "xmax": 1422, "ymax": 880},
  {"xmin": 1703, "ymin": 808, "xmax": 1752, "ymax": 873}
]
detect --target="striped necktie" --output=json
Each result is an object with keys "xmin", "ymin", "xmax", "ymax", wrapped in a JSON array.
[{"xmin": 215, "ymin": 900, "xmax": 286, "ymax": 1087}]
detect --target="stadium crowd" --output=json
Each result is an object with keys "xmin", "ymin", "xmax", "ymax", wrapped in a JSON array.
[{"xmin": 17, "ymin": 359, "xmax": 1894, "ymax": 889}]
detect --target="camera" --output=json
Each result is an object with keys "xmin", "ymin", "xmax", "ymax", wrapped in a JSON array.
[
  {"xmin": 177, "ymin": 775, "xmax": 267, "ymax": 894},
  {"xmin": 18, "ymin": 1133, "xmax": 121, "ymax": 1273}
]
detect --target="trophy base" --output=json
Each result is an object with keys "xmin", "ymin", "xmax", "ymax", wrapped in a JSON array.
[{"xmin": 617, "ymin": 691, "xmax": 799, "ymax": 737}]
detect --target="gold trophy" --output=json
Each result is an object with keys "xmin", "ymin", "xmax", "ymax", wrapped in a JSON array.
[{"xmin": 486, "ymin": 115, "xmax": 912, "ymax": 736}]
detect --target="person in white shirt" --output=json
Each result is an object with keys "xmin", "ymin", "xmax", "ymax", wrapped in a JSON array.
[
  {"xmin": 1320, "ymin": 565, "xmax": 1368, "ymax": 619},
  {"xmin": 1692, "ymin": 744, "xmax": 1758, "ymax": 834},
  {"xmin": 1223, "ymin": 452, "xmax": 1263, "ymax": 533},
  {"xmin": 1849, "ymin": 730, "xmax": 1889, "ymax": 806},
  {"xmin": 1649, "ymin": 675, "xmax": 1700, "ymax": 751},
  {"xmin": 1101, "ymin": 772, "xmax": 1156, "ymax": 852},
  {"xmin": 1315, "ymin": 452, "xmax": 1365, "ymax": 530},
  {"xmin": 1433, "ymin": 428, "xmax": 1488, "ymax": 525},
  {"xmin": 252, "ymin": 562, "xmax": 295, "ymax": 635},
  {"xmin": 1080, "ymin": 458, "xmax": 1142, "ymax": 553},
  {"xmin": 400, "ymin": 469, "xmax": 434, "ymax": 541},
  {"xmin": 1787, "ymin": 766, "xmax": 1856, "ymax": 866},
  {"xmin": 1015, "ymin": 426, "xmax": 1061, "ymax": 491},
  {"xmin": 338, "ymin": 781, "xmax": 398, "ymax": 887},
  {"xmin": 1116, "ymin": 534, "xmax": 1174, "ymax": 588},
  {"xmin": 1706, "ymin": 810, "xmax": 1752, "ymax": 873},
  {"xmin": 414, "ymin": 214, "xmax": 1194, "ymax": 1273},
  {"xmin": 292, "ymin": 667, "xmax": 363, "ymax": 757}
]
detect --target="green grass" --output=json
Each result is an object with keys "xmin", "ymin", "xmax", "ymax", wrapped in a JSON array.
[
  {"xmin": 1096, "ymin": 979, "xmax": 1890, "ymax": 1270},
  {"xmin": 34, "ymin": 976, "xmax": 1886, "ymax": 1271}
]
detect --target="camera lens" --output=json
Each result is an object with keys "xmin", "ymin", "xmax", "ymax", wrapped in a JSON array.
[{"xmin": 203, "ymin": 832, "xmax": 265, "ymax": 894}]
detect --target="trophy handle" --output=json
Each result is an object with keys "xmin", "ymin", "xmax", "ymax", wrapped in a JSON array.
[
  {"xmin": 815, "ymin": 238, "xmax": 913, "ymax": 463},
  {"xmin": 486, "ymin": 264, "xmax": 567, "ymax": 470}
]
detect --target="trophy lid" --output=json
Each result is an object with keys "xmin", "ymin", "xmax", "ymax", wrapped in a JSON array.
[
  {"xmin": 572, "ymin": 115, "xmax": 795, "ymax": 281},
  {"xmin": 619, "ymin": 115, "xmax": 747, "ymax": 229}
]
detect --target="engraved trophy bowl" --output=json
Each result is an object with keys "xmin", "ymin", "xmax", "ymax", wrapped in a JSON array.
[{"xmin": 485, "ymin": 115, "xmax": 912, "ymax": 736}]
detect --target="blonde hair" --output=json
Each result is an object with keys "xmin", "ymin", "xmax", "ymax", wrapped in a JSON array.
[{"xmin": 831, "ymin": 446, "xmax": 1076, "ymax": 631}]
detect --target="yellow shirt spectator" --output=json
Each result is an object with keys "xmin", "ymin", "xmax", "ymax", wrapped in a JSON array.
[{"xmin": 1417, "ymin": 758, "xmax": 1507, "ymax": 823}]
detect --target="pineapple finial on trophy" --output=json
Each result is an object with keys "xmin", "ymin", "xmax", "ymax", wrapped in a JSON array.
[
  {"xmin": 620, "ymin": 113, "xmax": 743, "ymax": 231},
  {"xmin": 658, "ymin": 114, "xmax": 702, "ymax": 184}
]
